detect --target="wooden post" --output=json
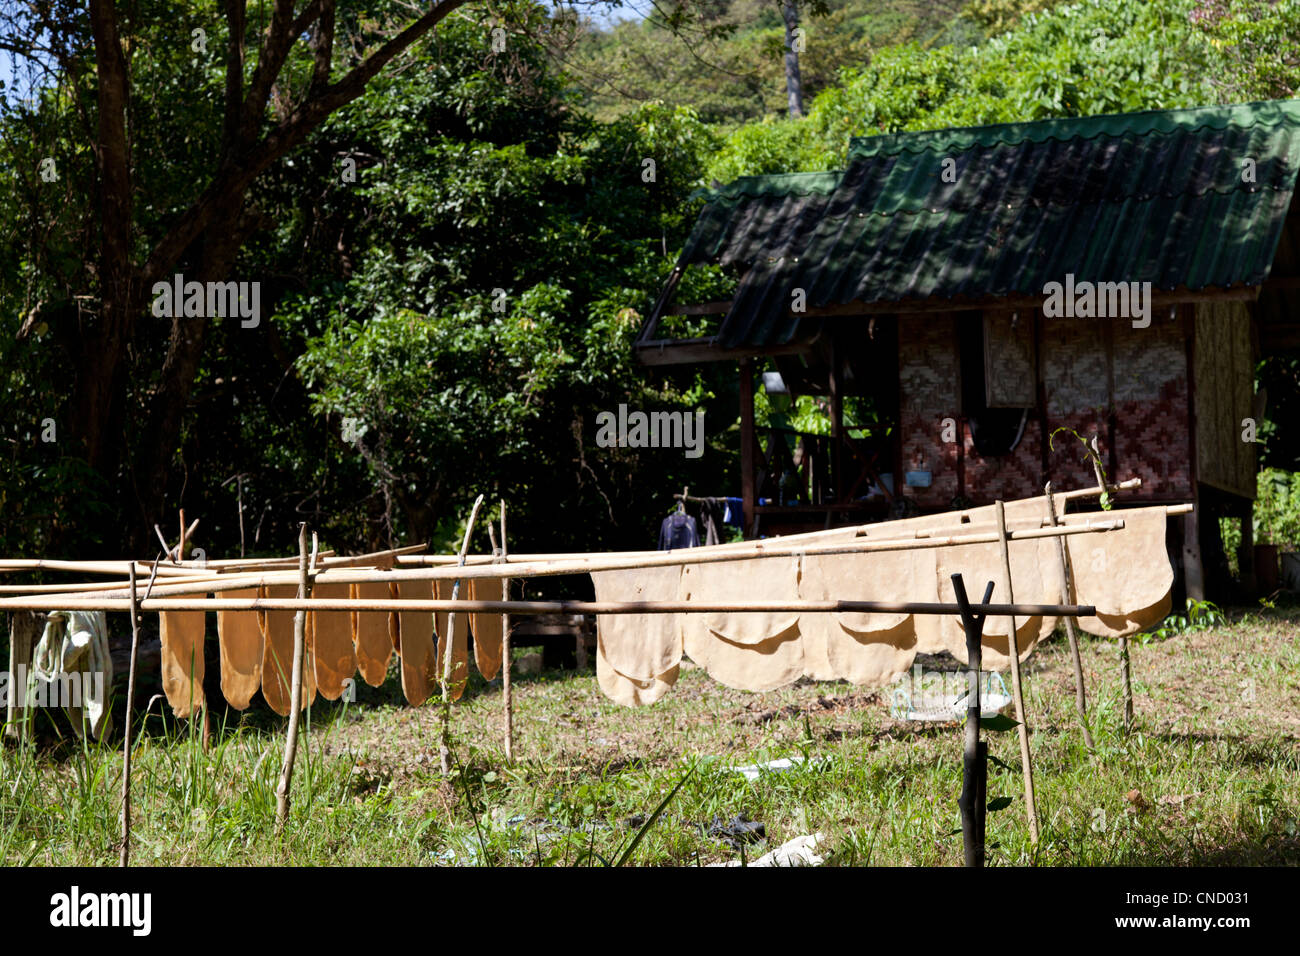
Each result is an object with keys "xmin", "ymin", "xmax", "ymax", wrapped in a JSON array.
[
  {"xmin": 500, "ymin": 501, "xmax": 513, "ymax": 762},
  {"xmin": 739, "ymin": 358, "xmax": 756, "ymax": 538},
  {"xmin": 120, "ymin": 560, "xmax": 157, "ymax": 866},
  {"xmin": 5, "ymin": 611, "xmax": 38, "ymax": 743},
  {"xmin": 994, "ymin": 500, "xmax": 1040, "ymax": 843},
  {"xmin": 1183, "ymin": 507, "xmax": 1206, "ymax": 602},
  {"xmin": 1118, "ymin": 636, "xmax": 1134, "ymax": 734},
  {"xmin": 1238, "ymin": 504, "xmax": 1256, "ymax": 598},
  {"xmin": 440, "ymin": 495, "xmax": 486, "ymax": 775},
  {"xmin": 829, "ymin": 341, "xmax": 843, "ymax": 507},
  {"xmin": 952, "ymin": 574, "xmax": 993, "ymax": 868},
  {"xmin": 275, "ymin": 523, "xmax": 313, "ymax": 833},
  {"xmin": 1044, "ymin": 483, "xmax": 1095, "ymax": 752}
]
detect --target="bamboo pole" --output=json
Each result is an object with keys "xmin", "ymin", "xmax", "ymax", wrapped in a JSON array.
[
  {"xmin": 1119, "ymin": 636, "xmax": 1134, "ymax": 735},
  {"xmin": 5, "ymin": 611, "xmax": 38, "ymax": 743},
  {"xmin": 1045, "ymin": 482, "xmax": 1095, "ymax": 751},
  {"xmin": 12, "ymin": 519, "xmax": 1129, "ymax": 606},
  {"xmin": 180, "ymin": 544, "xmax": 420, "ymax": 573},
  {"xmin": 0, "ymin": 494, "xmax": 1185, "ymax": 579},
  {"xmin": 994, "ymin": 500, "xmax": 1039, "ymax": 844},
  {"xmin": 953, "ymin": 574, "xmax": 994, "ymax": 868},
  {"xmin": 0, "ymin": 559, "xmax": 202, "ymax": 576},
  {"xmin": 493, "ymin": 502, "xmax": 513, "ymax": 762},
  {"xmin": 0, "ymin": 492, "xmax": 1181, "ymax": 581},
  {"xmin": 0, "ymin": 595, "xmax": 1097, "ymax": 616},
  {"xmin": 275, "ymin": 524, "xmax": 313, "ymax": 833},
  {"xmin": 389, "ymin": 479, "xmax": 1155, "ymax": 566},
  {"xmin": 440, "ymin": 495, "xmax": 485, "ymax": 775},
  {"xmin": 120, "ymin": 558, "xmax": 160, "ymax": 867},
  {"xmin": 121, "ymin": 563, "xmax": 140, "ymax": 866}
]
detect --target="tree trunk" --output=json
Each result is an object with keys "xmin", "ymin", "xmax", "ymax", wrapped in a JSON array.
[{"xmin": 782, "ymin": 2, "xmax": 805, "ymax": 118}]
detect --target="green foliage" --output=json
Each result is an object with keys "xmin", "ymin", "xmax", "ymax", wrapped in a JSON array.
[
  {"xmin": 961, "ymin": 0, "xmax": 1068, "ymax": 35},
  {"xmin": 271, "ymin": 12, "xmax": 733, "ymax": 552},
  {"xmin": 572, "ymin": 0, "xmax": 967, "ymax": 126},
  {"xmin": 981, "ymin": 713, "xmax": 1021, "ymax": 733},
  {"xmin": 1048, "ymin": 426, "xmax": 1111, "ymax": 509},
  {"xmin": 1252, "ymin": 468, "xmax": 1300, "ymax": 549},
  {"xmin": 1146, "ymin": 598, "xmax": 1227, "ymax": 642},
  {"xmin": 701, "ymin": 0, "xmax": 1300, "ymax": 180}
]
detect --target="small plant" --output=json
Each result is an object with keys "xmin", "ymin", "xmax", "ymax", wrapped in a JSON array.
[
  {"xmin": 1253, "ymin": 468, "xmax": 1300, "ymax": 551},
  {"xmin": 1048, "ymin": 427, "xmax": 1112, "ymax": 509},
  {"xmin": 1144, "ymin": 599, "xmax": 1226, "ymax": 642}
]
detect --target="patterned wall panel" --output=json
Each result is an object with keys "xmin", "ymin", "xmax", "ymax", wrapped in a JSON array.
[
  {"xmin": 898, "ymin": 311, "xmax": 1195, "ymax": 511},
  {"xmin": 898, "ymin": 315, "xmax": 959, "ymax": 509},
  {"xmin": 984, "ymin": 311, "xmax": 1036, "ymax": 407}
]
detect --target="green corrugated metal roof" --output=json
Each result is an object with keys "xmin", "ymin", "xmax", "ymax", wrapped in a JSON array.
[
  {"xmin": 670, "ymin": 100, "xmax": 1300, "ymax": 351},
  {"xmin": 677, "ymin": 171, "xmax": 841, "ymax": 267},
  {"xmin": 846, "ymin": 99, "xmax": 1300, "ymax": 158}
]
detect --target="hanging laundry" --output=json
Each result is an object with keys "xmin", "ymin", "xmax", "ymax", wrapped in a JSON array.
[
  {"xmin": 698, "ymin": 497, "xmax": 728, "ymax": 546},
  {"xmin": 1079, "ymin": 593, "xmax": 1173, "ymax": 638},
  {"xmin": 217, "ymin": 589, "xmax": 262, "ymax": 710},
  {"xmin": 589, "ymin": 497, "xmax": 1177, "ymax": 706},
  {"xmin": 680, "ymin": 556, "xmax": 805, "ymax": 692},
  {"xmin": 596, "ymin": 644, "xmax": 679, "ymax": 707},
  {"xmin": 799, "ymin": 542, "xmax": 927, "ymax": 686},
  {"xmin": 351, "ymin": 579, "xmax": 394, "ymax": 687},
  {"xmin": 434, "ymin": 578, "xmax": 470, "ymax": 701},
  {"xmin": 395, "ymin": 579, "xmax": 435, "ymax": 706},
  {"xmin": 934, "ymin": 499, "xmax": 1063, "ymax": 670},
  {"xmin": 259, "ymin": 585, "xmax": 316, "ymax": 715},
  {"xmin": 722, "ymin": 497, "xmax": 744, "ymax": 528},
  {"xmin": 1065, "ymin": 506, "xmax": 1174, "ymax": 637},
  {"xmin": 30, "ymin": 610, "xmax": 113, "ymax": 739},
  {"xmin": 658, "ymin": 511, "xmax": 700, "ymax": 550},
  {"xmin": 591, "ymin": 566, "xmax": 683, "ymax": 682},
  {"xmin": 159, "ymin": 609, "xmax": 207, "ymax": 718},
  {"xmin": 467, "ymin": 576, "xmax": 504, "ymax": 681},
  {"xmin": 309, "ymin": 582, "xmax": 357, "ymax": 700}
]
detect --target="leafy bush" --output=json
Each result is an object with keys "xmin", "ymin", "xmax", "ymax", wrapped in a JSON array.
[{"xmin": 1254, "ymin": 468, "xmax": 1300, "ymax": 550}]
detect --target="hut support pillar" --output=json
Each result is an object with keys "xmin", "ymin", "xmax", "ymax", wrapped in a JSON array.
[{"xmin": 740, "ymin": 358, "xmax": 757, "ymax": 538}]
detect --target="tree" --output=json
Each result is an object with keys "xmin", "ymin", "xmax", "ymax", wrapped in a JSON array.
[
  {"xmin": 1, "ymin": 0, "xmax": 734, "ymax": 559},
  {"xmin": 1, "ymin": 0, "xmax": 493, "ymax": 550},
  {"xmin": 782, "ymin": 1, "xmax": 803, "ymax": 117}
]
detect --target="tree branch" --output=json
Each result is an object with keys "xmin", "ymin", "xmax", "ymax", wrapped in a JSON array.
[
  {"xmin": 88, "ymin": 0, "xmax": 134, "ymax": 307},
  {"xmin": 239, "ymin": 0, "xmax": 306, "ymax": 143},
  {"xmin": 310, "ymin": 0, "xmax": 336, "ymax": 95},
  {"xmin": 223, "ymin": 0, "xmax": 247, "ymax": 155},
  {"xmin": 142, "ymin": 0, "xmax": 465, "ymax": 286}
]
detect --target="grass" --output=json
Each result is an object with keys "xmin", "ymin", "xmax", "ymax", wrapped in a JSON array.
[{"xmin": 2, "ymin": 603, "xmax": 1298, "ymax": 866}]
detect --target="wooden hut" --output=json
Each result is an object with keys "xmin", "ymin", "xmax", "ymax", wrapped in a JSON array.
[{"xmin": 637, "ymin": 100, "xmax": 1300, "ymax": 597}]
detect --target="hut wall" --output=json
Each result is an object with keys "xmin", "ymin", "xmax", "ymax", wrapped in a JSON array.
[
  {"xmin": 1194, "ymin": 300, "xmax": 1256, "ymax": 500},
  {"xmin": 897, "ymin": 311, "xmax": 1195, "ymax": 511}
]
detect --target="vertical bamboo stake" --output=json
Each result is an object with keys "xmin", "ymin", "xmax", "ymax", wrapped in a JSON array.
[
  {"xmin": 5, "ymin": 612, "xmax": 36, "ymax": 743},
  {"xmin": 1044, "ymin": 483, "xmax": 1095, "ymax": 752},
  {"xmin": 500, "ymin": 501, "xmax": 513, "ymax": 762},
  {"xmin": 1082, "ymin": 462, "xmax": 1134, "ymax": 732},
  {"xmin": 994, "ymin": 500, "xmax": 1039, "ymax": 844},
  {"xmin": 120, "ymin": 557, "xmax": 160, "ymax": 866},
  {"xmin": 1118, "ymin": 635, "xmax": 1134, "ymax": 734},
  {"xmin": 120, "ymin": 565, "xmax": 141, "ymax": 866},
  {"xmin": 440, "ymin": 495, "xmax": 485, "ymax": 775},
  {"xmin": 275, "ymin": 523, "xmax": 313, "ymax": 833},
  {"xmin": 952, "ymin": 574, "xmax": 993, "ymax": 868}
]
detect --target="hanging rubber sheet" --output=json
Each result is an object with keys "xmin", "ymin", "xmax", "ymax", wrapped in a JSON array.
[{"xmin": 591, "ymin": 502, "xmax": 1176, "ymax": 705}]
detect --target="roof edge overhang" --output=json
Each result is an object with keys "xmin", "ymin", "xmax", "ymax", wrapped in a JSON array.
[
  {"xmin": 633, "ymin": 283, "xmax": 1265, "ymax": 366},
  {"xmin": 634, "ymin": 335, "xmax": 820, "ymax": 366},
  {"xmin": 796, "ymin": 283, "xmax": 1262, "ymax": 317}
]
